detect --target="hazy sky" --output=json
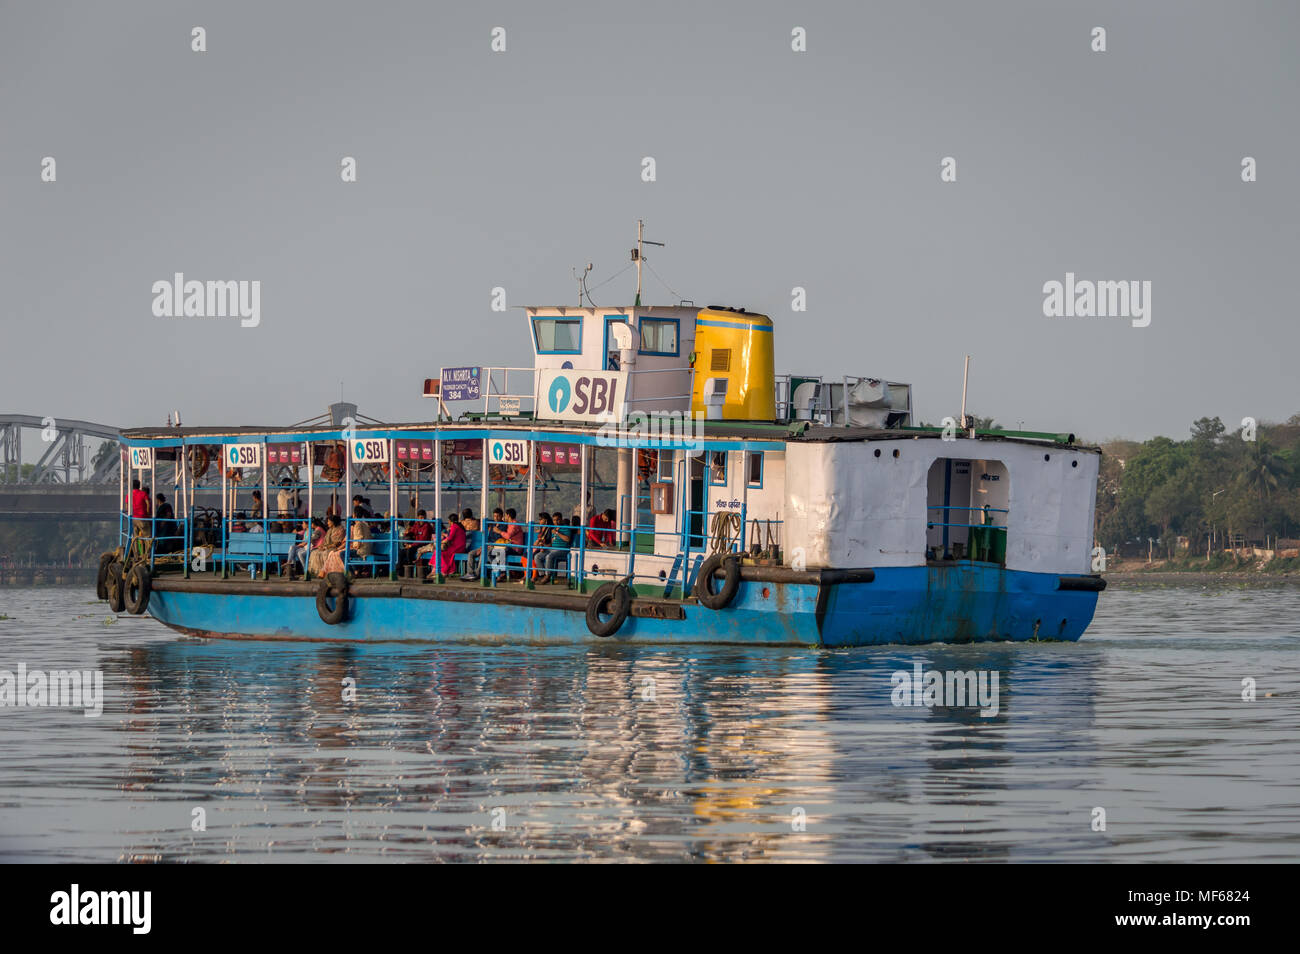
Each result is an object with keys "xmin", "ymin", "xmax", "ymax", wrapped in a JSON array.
[{"xmin": 2, "ymin": 0, "xmax": 1297, "ymax": 441}]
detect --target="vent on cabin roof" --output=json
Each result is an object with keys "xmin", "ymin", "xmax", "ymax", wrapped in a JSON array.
[{"xmin": 710, "ymin": 349, "xmax": 732, "ymax": 372}]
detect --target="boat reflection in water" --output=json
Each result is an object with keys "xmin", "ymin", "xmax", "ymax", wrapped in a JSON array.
[{"xmin": 108, "ymin": 639, "xmax": 1101, "ymax": 862}]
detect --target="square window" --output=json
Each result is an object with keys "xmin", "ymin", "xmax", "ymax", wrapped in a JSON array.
[
  {"xmin": 533, "ymin": 318, "xmax": 582, "ymax": 354},
  {"xmin": 709, "ymin": 450, "xmax": 728, "ymax": 486},
  {"xmin": 639, "ymin": 318, "xmax": 679, "ymax": 356}
]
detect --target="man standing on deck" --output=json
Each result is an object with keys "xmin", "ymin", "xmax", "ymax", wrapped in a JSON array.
[
  {"xmin": 130, "ymin": 479, "xmax": 150, "ymax": 536},
  {"xmin": 276, "ymin": 477, "xmax": 300, "ymax": 518}
]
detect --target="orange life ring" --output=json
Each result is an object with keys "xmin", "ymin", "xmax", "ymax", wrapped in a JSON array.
[
  {"xmin": 382, "ymin": 461, "xmax": 412, "ymax": 480},
  {"xmin": 188, "ymin": 446, "xmax": 210, "ymax": 480},
  {"xmin": 637, "ymin": 449, "xmax": 656, "ymax": 481},
  {"xmin": 321, "ymin": 445, "xmax": 343, "ymax": 482}
]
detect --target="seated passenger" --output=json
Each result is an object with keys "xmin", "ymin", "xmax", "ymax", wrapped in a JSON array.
[
  {"xmin": 541, "ymin": 512, "xmax": 572, "ymax": 583},
  {"xmin": 486, "ymin": 508, "xmax": 524, "ymax": 580},
  {"xmin": 462, "ymin": 507, "xmax": 503, "ymax": 580},
  {"xmin": 433, "ymin": 512, "xmax": 465, "ymax": 578},
  {"xmin": 530, "ymin": 513, "xmax": 553, "ymax": 581},
  {"xmin": 310, "ymin": 514, "xmax": 346, "ymax": 576},
  {"xmin": 460, "ymin": 508, "xmax": 480, "ymax": 533},
  {"xmin": 286, "ymin": 519, "xmax": 324, "ymax": 578},
  {"xmin": 348, "ymin": 505, "xmax": 372, "ymax": 571},
  {"xmin": 586, "ymin": 509, "xmax": 615, "ymax": 549},
  {"xmin": 405, "ymin": 509, "xmax": 434, "ymax": 564}
]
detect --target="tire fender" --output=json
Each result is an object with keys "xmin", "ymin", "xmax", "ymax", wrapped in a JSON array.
[
  {"xmin": 694, "ymin": 553, "xmax": 741, "ymax": 610},
  {"xmin": 96, "ymin": 551, "xmax": 116, "ymax": 600},
  {"xmin": 124, "ymin": 564, "xmax": 152, "ymax": 615},
  {"xmin": 316, "ymin": 572, "xmax": 349, "ymax": 625},
  {"xmin": 105, "ymin": 562, "xmax": 126, "ymax": 614},
  {"xmin": 586, "ymin": 580, "xmax": 631, "ymax": 638}
]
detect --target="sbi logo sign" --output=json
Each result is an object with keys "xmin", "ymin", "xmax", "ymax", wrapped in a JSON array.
[
  {"xmin": 354, "ymin": 441, "xmax": 365, "ymax": 459},
  {"xmin": 227, "ymin": 444, "xmax": 261, "ymax": 467},
  {"xmin": 543, "ymin": 371, "xmax": 621, "ymax": 419},
  {"xmin": 488, "ymin": 439, "xmax": 528, "ymax": 465},
  {"xmin": 548, "ymin": 376, "xmax": 571, "ymax": 414}
]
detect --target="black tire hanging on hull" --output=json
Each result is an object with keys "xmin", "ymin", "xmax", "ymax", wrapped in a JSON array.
[
  {"xmin": 96, "ymin": 551, "xmax": 116, "ymax": 600},
  {"xmin": 105, "ymin": 562, "xmax": 126, "ymax": 614},
  {"xmin": 694, "ymin": 553, "xmax": 741, "ymax": 610},
  {"xmin": 124, "ymin": 564, "xmax": 152, "ymax": 615},
  {"xmin": 586, "ymin": 581, "xmax": 631, "ymax": 637},
  {"xmin": 316, "ymin": 572, "xmax": 349, "ymax": 625}
]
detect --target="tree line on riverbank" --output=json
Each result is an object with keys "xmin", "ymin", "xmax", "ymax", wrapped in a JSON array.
[{"xmin": 1094, "ymin": 415, "xmax": 1300, "ymax": 560}]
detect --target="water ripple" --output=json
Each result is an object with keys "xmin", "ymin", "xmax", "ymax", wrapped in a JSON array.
[{"xmin": 0, "ymin": 585, "xmax": 1296, "ymax": 862}]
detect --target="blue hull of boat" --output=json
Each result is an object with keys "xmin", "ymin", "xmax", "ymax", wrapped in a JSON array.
[{"xmin": 147, "ymin": 564, "xmax": 1099, "ymax": 646}]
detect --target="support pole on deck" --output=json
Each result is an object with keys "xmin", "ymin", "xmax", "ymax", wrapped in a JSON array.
[
  {"xmin": 525, "ymin": 438, "xmax": 536, "ymax": 590},
  {"xmin": 220, "ymin": 448, "xmax": 228, "ymax": 578},
  {"xmin": 578, "ymin": 443, "xmax": 589, "ymax": 592},
  {"xmin": 479, "ymin": 438, "xmax": 489, "ymax": 586},
  {"xmin": 344, "ymin": 440, "xmax": 352, "ymax": 580},
  {"xmin": 261, "ymin": 437, "xmax": 269, "ymax": 580},
  {"xmin": 388, "ymin": 437, "xmax": 397, "ymax": 580},
  {"xmin": 305, "ymin": 440, "xmax": 314, "ymax": 579},
  {"xmin": 181, "ymin": 439, "xmax": 190, "ymax": 578},
  {"xmin": 433, "ymin": 436, "xmax": 442, "ymax": 582}
]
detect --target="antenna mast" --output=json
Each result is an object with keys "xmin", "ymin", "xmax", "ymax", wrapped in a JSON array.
[
  {"xmin": 572, "ymin": 263, "xmax": 593, "ymax": 306},
  {"xmin": 960, "ymin": 355, "xmax": 971, "ymax": 432},
  {"xmin": 631, "ymin": 218, "xmax": 664, "ymax": 307}
]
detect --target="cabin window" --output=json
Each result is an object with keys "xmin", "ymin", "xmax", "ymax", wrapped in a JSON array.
[
  {"xmin": 709, "ymin": 450, "xmax": 728, "ymax": 486},
  {"xmin": 532, "ymin": 318, "xmax": 582, "ymax": 354},
  {"xmin": 747, "ymin": 452, "xmax": 763, "ymax": 487},
  {"xmin": 925, "ymin": 457, "xmax": 1009, "ymax": 564},
  {"xmin": 639, "ymin": 318, "xmax": 680, "ymax": 356}
]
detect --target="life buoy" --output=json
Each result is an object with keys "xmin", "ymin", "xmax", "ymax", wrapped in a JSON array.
[
  {"xmin": 637, "ymin": 449, "xmax": 656, "ymax": 482},
  {"xmin": 124, "ymin": 564, "xmax": 152, "ymax": 615},
  {"xmin": 105, "ymin": 562, "xmax": 126, "ymax": 613},
  {"xmin": 694, "ymin": 553, "xmax": 740, "ymax": 610},
  {"xmin": 382, "ymin": 461, "xmax": 412, "ymax": 481},
  {"xmin": 188, "ymin": 446, "xmax": 210, "ymax": 480},
  {"xmin": 316, "ymin": 571, "xmax": 349, "ymax": 624},
  {"xmin": 586, "ymin": 580, "xmax": 631, "ymax": 637},
  {"xmin": 96, "ymin": 551, "xmax": 116, "ymax": 600},
  {"xmin": 321, "ymin": 445, "xmax": 344, "ymax": 482},
  {"xmin": 225, "ymin": 467, "xmax": 242, "ymax": 482}
]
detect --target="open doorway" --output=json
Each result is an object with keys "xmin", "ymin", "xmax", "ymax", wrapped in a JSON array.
[{"xmin": 925, "ymin": 458, "xmax": 1009, "ymax": 564}]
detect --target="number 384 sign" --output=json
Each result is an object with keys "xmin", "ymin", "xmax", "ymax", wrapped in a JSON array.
[{"xmin": 350, "ymin": 438, "xmax": 389, "ymax": 464}]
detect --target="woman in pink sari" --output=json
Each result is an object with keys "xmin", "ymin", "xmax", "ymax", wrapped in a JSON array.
[{"xmin": 434, "ymin": 512, "xmax": 466, "ymax": 578}]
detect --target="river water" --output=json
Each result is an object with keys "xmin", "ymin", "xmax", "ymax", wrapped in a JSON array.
[{"xmin": 0, "ymin": 583, "xmax": 1296, "ymax": 862}]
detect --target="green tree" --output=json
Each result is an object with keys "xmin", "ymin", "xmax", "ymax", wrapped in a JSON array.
[{"xmin": 1241, "ymin": 439, "xmax": 1285, "ymax": 502}]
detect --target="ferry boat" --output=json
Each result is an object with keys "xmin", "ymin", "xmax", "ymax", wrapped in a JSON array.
[{"xmin": 99, "ymin": 237, "xmax": 1104, "ymax": 646}]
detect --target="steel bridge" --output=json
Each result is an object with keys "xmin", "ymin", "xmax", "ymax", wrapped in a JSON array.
[
  {"xmin": 0, "ymin": 414, "xmax": 120, "ymax": 484},
  {"xmin": 0, "ymin": 415, "xmax": 121, "ymax": 522}
]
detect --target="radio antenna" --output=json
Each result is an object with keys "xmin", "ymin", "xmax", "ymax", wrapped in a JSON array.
[
  {"xmin": 572, "ymin": 263, "xmax": 594, "ymax": 306},
  {"xmin": 960, "ymin": 355, "xmax": 972, "ymax": 432},
  {"xmin": 631, "ymin": 219, "xmax": 664, "ymax": 306}
]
